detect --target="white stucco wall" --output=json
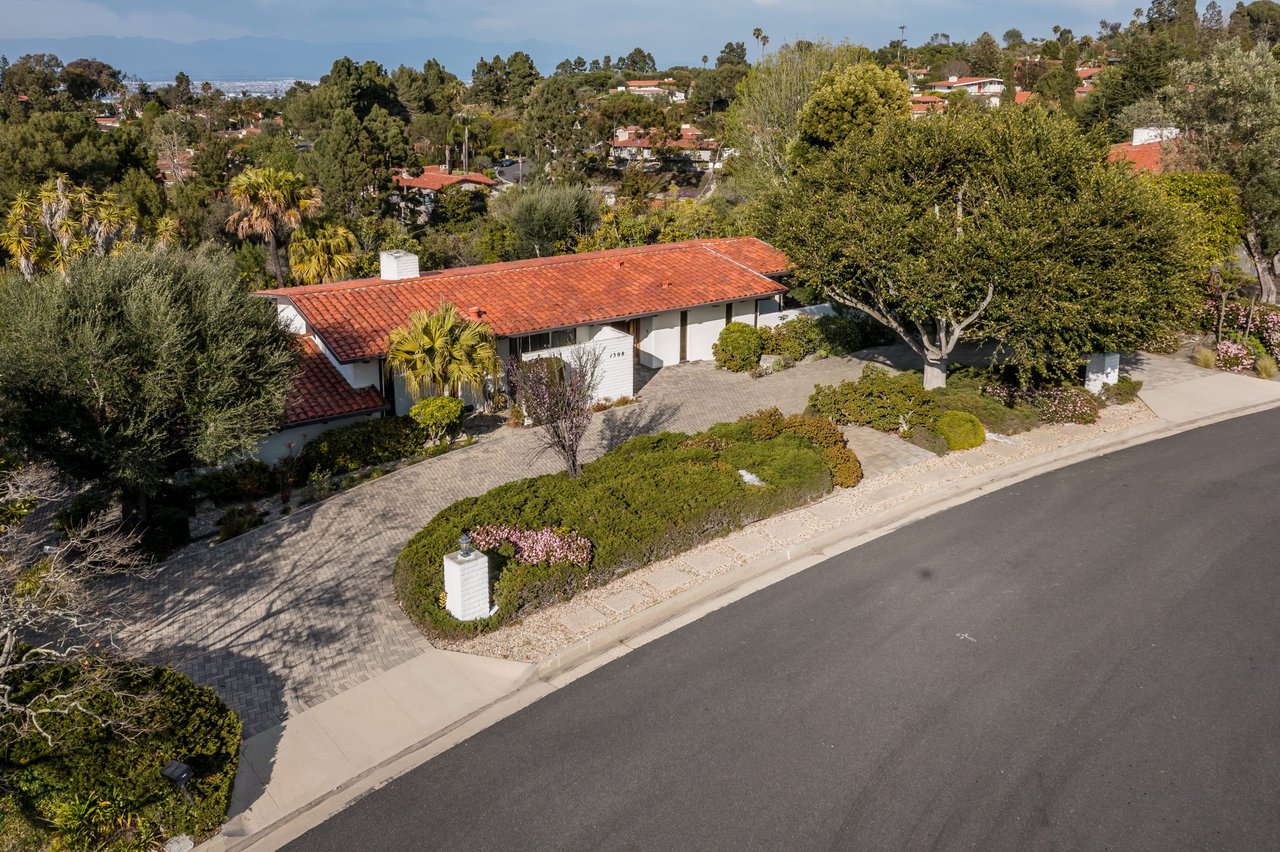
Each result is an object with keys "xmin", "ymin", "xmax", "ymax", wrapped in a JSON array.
[
  {"xmin": 684, "ymin": 304, "xmax": 724, "ymax": 362},
  {"xmin": 520, "ymin": 326, "xmax": 633, "ymax": 401},
  {"xmin": 730, "ymin": 299, "xmax": 756, "ymax": 325},
  {"xmin": 757, "ymin": 302, "xmax": 836, "ymax": 328},
  {"xmin": 276, "ymin": 302, "xmax": 307, "ymax": 334},
  {"xmin": 257, "ymin": 412, "xmax": 381, "ymax": 464},
  {"xmin": 639, "ymin": 311, "xmax": 682, "ymax": 368},
  {"xmin": 336, "ymin": 359, "xmax": 381, "ymax": 393}
]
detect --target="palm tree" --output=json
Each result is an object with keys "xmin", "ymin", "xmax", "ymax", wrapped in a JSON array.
[
  {"xmin": 287, "ymin": 223, "xmax": 358, "ymax": 285},
  {"xmin": 1, "ymin": 177, "xmax": 138, "ymax": 281},
  {"xmin": 226, "ymin": 166, "xmax": 321, "ymax": 288},
  {"xmin": 385, "ymin": 303, "xmax": 499, "ymax": 400}
]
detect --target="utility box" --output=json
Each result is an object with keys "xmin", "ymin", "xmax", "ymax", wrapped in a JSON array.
[
  {"xmin": 1085, "ymin": 352, "xmax": 1120, "ymax": 393},
  {"xmin": 443, "ymin": 548, "xmax": 491, "ymax": 621}
]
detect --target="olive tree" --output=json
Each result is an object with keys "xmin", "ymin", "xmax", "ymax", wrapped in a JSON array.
[{"xmin": 0, "ymin": 246, "xmax": 298, "ymax": 528}]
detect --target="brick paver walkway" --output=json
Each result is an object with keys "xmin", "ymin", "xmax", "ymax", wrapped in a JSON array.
[{"xmin": 127, "ymin": 349, "xmax": 919, "ymax": 734}]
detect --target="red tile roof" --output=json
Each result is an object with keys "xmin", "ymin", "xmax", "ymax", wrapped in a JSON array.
[
  {"xmin": 1107, "ymin": 141, "xmax": 1167, "ymax": 173},
  {"xmin": 264, "ymin": 238, "xmax": 790, "ymax": 364},
  {"xmin": 926, "ymin": 77, "xmax": 1002, "ymax": 88},
  {"xmin": 284, "ymin": 336, "xmax": 389, "ymax": 425},
  {"xmin": 395, "ymin": 166, "xmax": 496, "ymax": 191}
]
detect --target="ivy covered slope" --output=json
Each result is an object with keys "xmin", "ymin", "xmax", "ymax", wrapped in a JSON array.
[{"xmin": 395, "ymin": 411, "xmax": 861, "ymax": 637}]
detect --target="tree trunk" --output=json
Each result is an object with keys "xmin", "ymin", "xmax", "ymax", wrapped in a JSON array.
[
  {"xmin": 922, "ymin": 355, "xmax": 947, "ymax": 390},
  {"xmin": 1245, "ymin": 227, "xmax": 1277, "ymax": 304},
  {"xmin": 267, "ymin": 230, "xmax": 284, "ymax": 288}
]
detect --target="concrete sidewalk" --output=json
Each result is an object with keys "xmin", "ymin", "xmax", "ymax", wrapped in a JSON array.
[{"xmin": 200, "ymin": 356, "xmax": 1280, "ymax": 851}]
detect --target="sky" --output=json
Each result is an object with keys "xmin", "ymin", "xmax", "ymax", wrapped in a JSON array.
[{"xmin": 2, "ymin": 0, "xmax": 1142, "ymax": 65}]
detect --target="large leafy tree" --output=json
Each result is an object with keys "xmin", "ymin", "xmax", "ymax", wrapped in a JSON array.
[
  {"xmin": 226, "ymin": 166, "xmax": 320, "ymax": 287},
  {"xmin": 766, "ymin": 106, "xmax": 1195, "ymax": 387},
  {"xmin": 0, "ymin": 246, "xmax": 298, "ymax": 524},
  {"xmin": 968, "ymin": 32, "xmax": 1005, "ymax": 77},
  {"xmin": 794, "ymin": 62, "xmax": 912, "ymax": 150},
  {"xmin": 723, "ymin": 40, "xmax": 865, "ymax": 198},
  {"xmin": 500, "ymin": 185, "xmax": 599, "ymax": 258},
  {"xmin": 385, "ymin": 303, "xmax": 500, "ymax": 400},
  {"xmin": 1160, "ymin": 43, "xmax": 1280, "ymax": 302}
]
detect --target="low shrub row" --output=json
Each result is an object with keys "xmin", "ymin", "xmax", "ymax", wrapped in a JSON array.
[
  {"xmin": 395, "ymin": 412, "xmax": 859, "ymax": 637},
  {"xmin": 808, "ymin": 366, "xmax": 940, "ymax": 433},
  {"xmin": 294, "ymin": 416, "xmax": 431, "ymax": 479},
  {"xmin": 1, "ymin": 659, "xmax": 241, "ymax": 848},
  {"xmin": 807, "ymin": 364, "xmax": 1145, "ymax": 454},
  {"xmin": 712, "ymin": 314, "xmax": 894, "ymax": 374}
]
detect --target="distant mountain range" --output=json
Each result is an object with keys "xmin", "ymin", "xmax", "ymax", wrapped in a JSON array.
[{"xmin": 0, "ymin": 35, "xmax": 587, "ymax": 83}]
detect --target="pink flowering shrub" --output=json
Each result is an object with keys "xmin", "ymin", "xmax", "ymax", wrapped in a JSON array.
[
  {"xmin": 469, "ymin": 524, "xmax": 592, "ymax": 568},
  {"xmin": 1203, "ymin": 299, "xmax": 1280, "ymax": 359},
  {"xmin": 1214, "ymin": 338, "xmax": 1256, "ymax": 373},
  {"xmin": 982, "ymin": 385, "xmax": 1100, "ymax": 425}
]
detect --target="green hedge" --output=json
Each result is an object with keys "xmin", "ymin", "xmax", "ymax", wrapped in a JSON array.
[
  {"xmin": 395, "ymin": 418, "xmax": 836, "ymax": 637},
  {"xmin": 808, "ymin": 366, "xmax": 940, "ymax": 432},
  {"xmin": 713, "ymin": 322, "xmax": 768, "ymax": 372},
  {"xmin": 1, "ymin": 659, "xmax": 241, "ymax": 847},
  {"xmin": 936, "ymin": 411, "xmax": 986, "ymax": 450},
  {"xmin": 931, "ymin": 386, "xmax": 1040, "ymax": 435},
  {"xmin": 295, "ymin": 416, "xmax": 428, "ymax": 478}
]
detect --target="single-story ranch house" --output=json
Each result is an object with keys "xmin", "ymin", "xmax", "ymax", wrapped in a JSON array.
[{"xmin": 256, "ymin": 237, "xmax": 791, "ymax": 461}]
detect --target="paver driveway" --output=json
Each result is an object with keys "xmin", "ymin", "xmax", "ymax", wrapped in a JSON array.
[{"xmin": 126, "ymin": 351, "xmax": 917, "ymax": 734}]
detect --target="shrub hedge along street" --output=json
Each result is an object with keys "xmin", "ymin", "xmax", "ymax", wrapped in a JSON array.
[{"xmin": 395, "ymin": 412, "xmax": 861, "ymax": 637}]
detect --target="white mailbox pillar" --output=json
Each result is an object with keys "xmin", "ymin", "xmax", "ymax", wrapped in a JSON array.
[
  {"xmin": 443, "ymin": 548, "xmax": 491, "ymax": 621},
  {"xmin": 1085, "ymin": 352, "xmax": 1120, "ymax": 393}
]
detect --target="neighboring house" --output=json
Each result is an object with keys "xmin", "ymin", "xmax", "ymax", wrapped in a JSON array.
[
  {"xmin": 392, "ymin": 166, "xmax": 497, "ymax": 223},
  {"xmin": 94, "ymin": 115, "xmax": 121, "ymax": 130},
  {"xmin": 611, "ymin": 125, "xmax": 720, "ymax": 170},
  {"xmin": 611, "ymin": 78, "xmax": 687, "ymax": 102},
  {"xmin": 910, "ymin": 94, "xmax": 946, "ymax": 117},
  {"xmin": 1107, "ymin": 127, "xmax": 1181, "ymax": 174},
  {"xmin": 1076, "ymin": 66, "xmax": 1104, "ymax": 89},
  {"xmin": 156, "ymin": 147, "xmax": 195, "ymax": 186},
  {"xmin": 257, "ymin": 237, "xmax": 791, "ymax": 459},
  {"xmin": 924, "ymin": 76, "xmax": 1005, "ymax": 96}
]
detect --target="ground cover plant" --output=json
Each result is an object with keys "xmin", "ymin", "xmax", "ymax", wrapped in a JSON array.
[
  {"xmin": 395, "ymin": 412, "xmax": 860, "ymax": 637},
  {"xmin": 1, "ymin": 660, "xmax": 241, "ymax": 849}
]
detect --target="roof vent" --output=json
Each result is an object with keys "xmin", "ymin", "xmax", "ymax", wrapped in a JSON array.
[{"xmin": 380, "ymin": 250, "xmax": 420, "ymax": 281}]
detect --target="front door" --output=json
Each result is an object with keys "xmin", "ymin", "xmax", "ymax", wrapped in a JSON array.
[{"xmin": 679, "ymin": 311, "xmax": 688, "ymax": 363}]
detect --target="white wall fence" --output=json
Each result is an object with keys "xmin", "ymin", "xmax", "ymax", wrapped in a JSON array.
[{"xmin": 756, "ymin": 302, "xmax": 836, "ymax": 329}]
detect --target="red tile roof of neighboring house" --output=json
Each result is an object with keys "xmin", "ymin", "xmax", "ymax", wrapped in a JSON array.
[
  {"xmin": 926, "ymin": 77, "xmax": 1002, "ymax": 87},
  {"xmin": 1015, "ymin": 90, "xmax": 1035, "ymax": 104},
  {"xmin": 395, "ymin": 166, "xmax": 496, "ymax": 192},
  {"xmin": 1107, "ymin": 141, "xmax": 1167, "ymax": 173},
  {"xmin": 1077, "ymin": 66, "xmax": 1103, "ymax": 79},
  {"xmin": 264, "ymin": 238, "xmax": 790, "ymax": 363},
  {"xmin": 284, "ymin": 336, "xmax": 389, "ymax": 425},
  {"xmin": 612, "ymin": 135, "xmax": 718, "ymax": 151}
]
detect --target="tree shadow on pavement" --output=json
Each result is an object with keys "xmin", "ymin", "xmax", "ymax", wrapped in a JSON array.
[
  {"xmin": 596, "ymin": 399, "xmax": 680, "ymax": 451},
  {"xmin": 143, "ymin": 643, "xmax": 288, "ymax": 819}
]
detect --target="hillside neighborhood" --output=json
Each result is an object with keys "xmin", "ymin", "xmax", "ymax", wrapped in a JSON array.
[{"xmin": 3, "ymin": 1, "xmax": 1280, "ymax": 849}]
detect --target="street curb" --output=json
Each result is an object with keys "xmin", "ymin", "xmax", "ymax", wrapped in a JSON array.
[{"xmin": 205, "ymin": 393, "xmax": 1280, "ymax": 851}]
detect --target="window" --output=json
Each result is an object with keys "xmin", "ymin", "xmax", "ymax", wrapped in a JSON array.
[{"xmin": 517, "ymin": 329, "xmax": 575, "ymax": 354}]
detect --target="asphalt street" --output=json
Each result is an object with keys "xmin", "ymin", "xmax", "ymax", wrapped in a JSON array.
[{"xmin": 288, "ymin": 409, "xmax": 1280, "ymax": 851}]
